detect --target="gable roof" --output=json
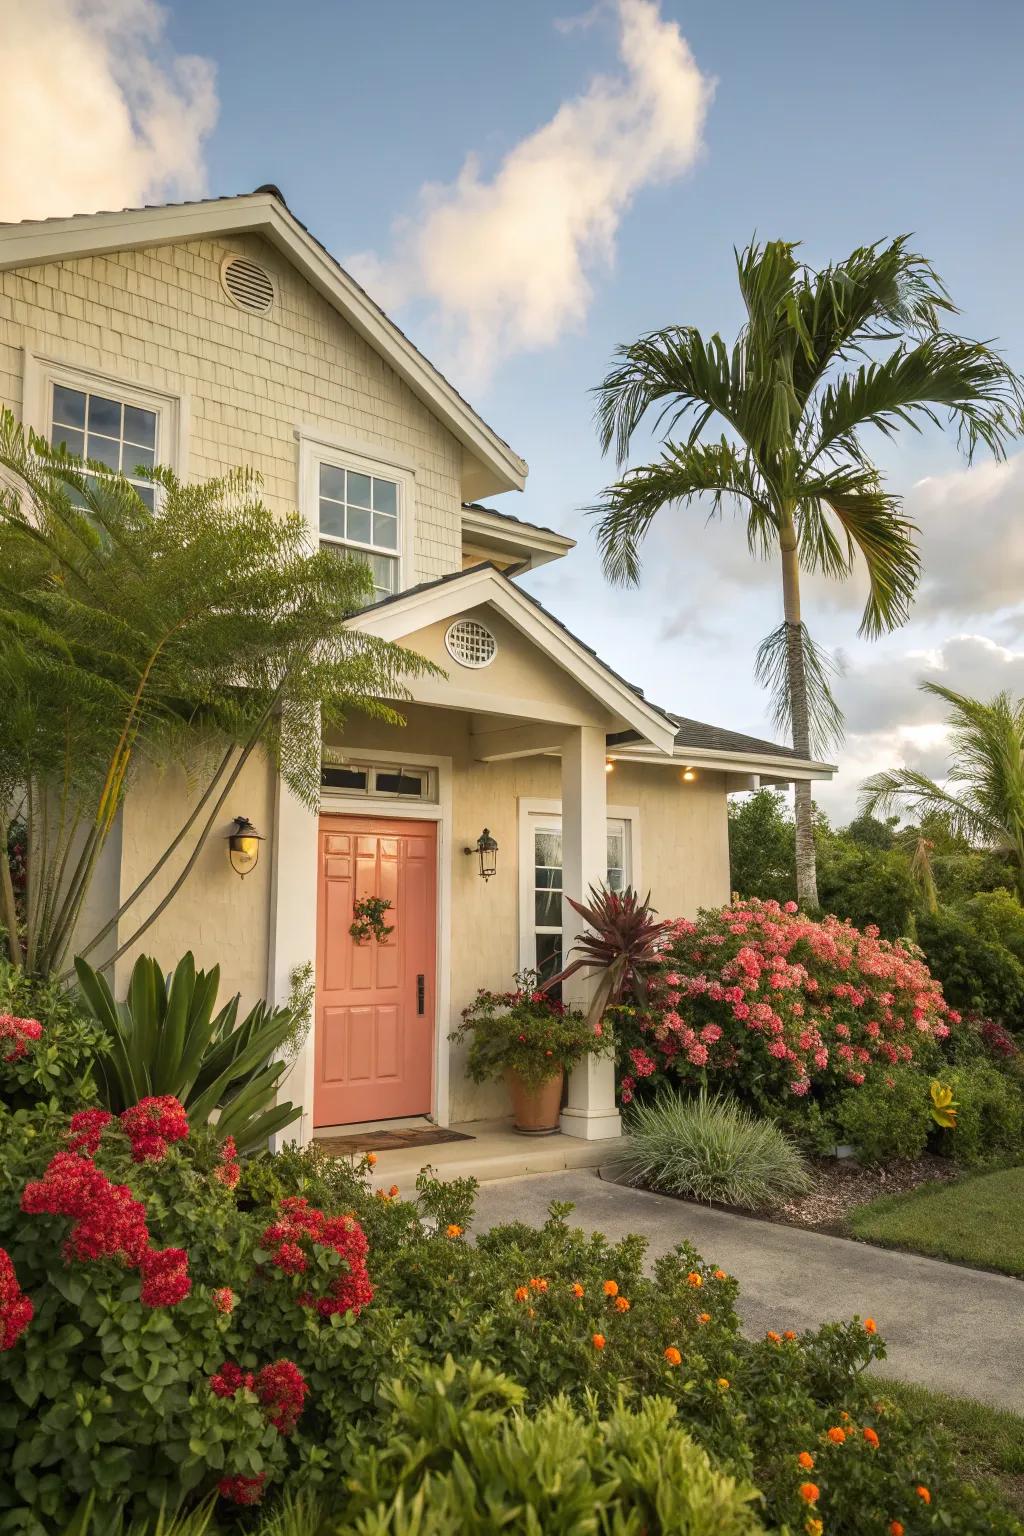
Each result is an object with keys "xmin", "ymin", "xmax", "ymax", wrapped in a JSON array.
[
  {"xmin": 347, "ymin": 562, "xmax": 677, "ymax": 753},
  {"xmin": 0, "ymin": 188, "xmax": 527, "ymax": 501},
  {"xmin": 461, "ymin": 501, "xmax": 575, "ymax": 570}
]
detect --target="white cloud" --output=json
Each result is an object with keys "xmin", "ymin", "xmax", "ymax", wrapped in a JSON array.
[
  {"xmin": 348, "ymin": 0, "xmax": 713, "ymax": 383},
  {"xmin": 0, "ymin": 0, "xmax": 217, "ymax": 223},
  {"xmin": 909, "ymin": 452, "xmax": 1024, "ymax": 625}
]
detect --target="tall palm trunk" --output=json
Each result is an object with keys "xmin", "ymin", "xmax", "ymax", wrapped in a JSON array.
[{"xmin": 780, "ymin": 509, "xmax": 819, "ymax": 907}]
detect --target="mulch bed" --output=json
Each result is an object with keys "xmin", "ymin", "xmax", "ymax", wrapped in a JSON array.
[{"xmin": 763, "ymin": 1153, "xmax": 959, "ymax": 1233}]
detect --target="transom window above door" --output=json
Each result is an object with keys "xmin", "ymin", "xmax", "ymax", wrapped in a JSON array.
[
  {"xmin": 49, "ymin": 382, "xmax": 159, "ymax": 510},
  {"xmin": 318, "ymin": 462, "xmax": 400, "ymax": 600}
]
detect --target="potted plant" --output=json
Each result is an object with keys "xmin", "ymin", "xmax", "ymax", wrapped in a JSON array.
[{"xmin": 450, "ymin": 970, "xmax": 612, "ymax": 1134}]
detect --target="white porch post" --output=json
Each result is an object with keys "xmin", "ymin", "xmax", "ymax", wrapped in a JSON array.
[
  {"xmin": 267, "ymin": 766, "xmax": 320, "ymax": 1150},
  {"xmin": 559, "ymin": 724, "xmax": 621, "ymax": 1140}
]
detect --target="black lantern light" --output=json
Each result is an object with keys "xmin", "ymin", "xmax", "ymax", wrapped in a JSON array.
[
  {"xmin": 227, "ymin": 815, "xmax": 264, "ymax": 878},
  {"xmin": 465, "ymin": 827, "xmax": 498, "ymax": 880}
]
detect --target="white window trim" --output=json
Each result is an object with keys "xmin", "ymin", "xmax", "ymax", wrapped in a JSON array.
[
  {"xmin": 298, "ymin": 430, "xmax": 416, "ymax": 597},
  {"xmin": 22, "ymin": 348, "xmax": 187, "ymax": 474},
  {"xmin": 516, "ymin": 797, "xmax": 641, "ymax": 972}
]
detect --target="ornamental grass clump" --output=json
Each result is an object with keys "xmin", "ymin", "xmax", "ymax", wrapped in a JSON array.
[{"xmin": 615, "ymin": 1091, "xmax": 812, "ymax": 1208}]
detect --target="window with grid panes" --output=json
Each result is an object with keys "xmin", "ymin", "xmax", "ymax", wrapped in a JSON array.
[
  {"xmin": 50, "ymin": 383, "xmax": 159, "ymax": 510},
  {"xmin": 531, "ymin": 817, "xmax": 629, "ymax": 983},
  {"xmin": 317, "ymin": 461, "xmax": 399, "ymax": 600}
]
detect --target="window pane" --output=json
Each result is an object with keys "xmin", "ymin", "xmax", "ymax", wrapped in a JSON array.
[
  {"xmin": 373, "ymin": 510, "xmax": 398, "ymax": 549},
  {"xmin": 321, "ymin": 765, "xmax": 368, "ymax": 790},
  {"xmin": 375, "ymin": 770, "xmax": 424, "ymax": 796},
  {"xmin": 320, "ymin": 463, "xmax": 345, "ymax": 502},
  {"xmin": 535, "ymin": 890, "xmax": 562, "ymax": 927},
  {"xmin": 52, "ymin": 425, "xmax": 84, "ymax": 458},
  {"xmin": 535, "ymin": 865, "xmax": 562, "ymax": 890},
  {"xmin": 536, "ymin": 934, "xmax": 562, "ymax": 984},
  {"xmin": 607, "ymin": 868, "xmax": 625, "ymax": 892},
  {"xmin": 346, "ymin": 504, "xmax": 372, "ymax": 545},
  {"xmin": 123, "ymin": 404, "xmax": 157, "ymax": 449},
  {"xmin": 369, "ymin": 554, "xmax": 396, "ymax": 592},
  {"xmin": 319, "ymin": 501, "xmax": 345, "ymax": 539},
  {"xmin": 88, "ymin": 395, "xmax": 122, "ymax": 437},
  {"xmin": 87, "ymin": 434, "xmax": 121, "ymax": 471},
  {"xmin": 347, "ymin": 470, "xmax": 371, "ymax": 507},
  {"xmin": 535, "ymin": 830, "xmax": 562, "ymax": 868},
  {"xmin": 124, "ymin": 444, "xmax": 155, "ymax": 473},
  {"xmin": 52, "ymin": 385, "xmax": 86, "ymax": 429},
  {"xmin": 135, "ymin": 483, "xmax": 156, "ymax": 512},
  {"xmin": 372, "ymin": 478, "xmax": 397, "ymax": 515}
]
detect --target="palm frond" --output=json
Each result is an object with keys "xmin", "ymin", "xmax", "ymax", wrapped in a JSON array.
[
  {"xmin": 859, "ymin": 766, "xmax": 999, "ymax": 847},
  {"xmin": 796, "ymin": 467, "xmax": 920, "ymax": 637},
  {"xmin": 593, "ymin": 326, "xmax": 745, "ymax": 466},
  {"xmin": 753, "ymin": 621, "xmax": 844, "ymax": 758}
]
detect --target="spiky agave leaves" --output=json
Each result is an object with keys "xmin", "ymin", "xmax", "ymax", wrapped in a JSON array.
[{"xmin": 543, "ymin": 884, "xmax": 671, "ymax": 1026}]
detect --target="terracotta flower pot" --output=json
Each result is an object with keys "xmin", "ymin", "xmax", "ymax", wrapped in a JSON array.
[{"xmin": 505, "ymin": 1067, "xmax": 564, "ymax": 1135}]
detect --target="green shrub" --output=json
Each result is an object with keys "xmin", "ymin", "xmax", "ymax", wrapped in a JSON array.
[
  {"xmin": 615, "ymin": 1091, "xmax": 812, "ymax": 1207},
  {"xmin": 942, "ymin": 1062, "xmax": 1024, "ymax": 1167},
  {"xmin": 816, "ymin": 843, "xmax": 917, "ymax": 939},
  {"xmin": 837, "ymin": 1067, "xmax": 933, "ymax": 1165},
  {"xmin": 75, "ymin": 952, "xmax": 301, "ymax": 1150},
  {"xmin": 916, "ymin": 906, "xmax": 1024, "ymax": 1028},
  {"xmin": 0, "ymin": 960, "xmax": 108, "ymax": 1111},
  {"xmin": 449, "ymin": 970, "xmax": 611, "ymax": 1089}
]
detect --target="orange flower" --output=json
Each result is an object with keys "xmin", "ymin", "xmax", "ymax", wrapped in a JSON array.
[
  {"xmin": 592, "ymin": 1333, "xmax": 606, "ymax": 1350},
  {"xmin": 571, "ymin": 1282, "xmax": 585, "ymax": 1298},
  {"xmin": 915, "ymin": 1485, "xmax": 931, "ymax": 1505},
  {"xmin": 797, "ymin": 1452, "xmax": 815, "ymax": 1471},
  {"xmin": 389, "ymin": 1184, "xmax": 399, "ymax": 1197},
  {"xmin": 446, "ymin": 1224, "xmax": 463, "ymax": 1239},
  {"xmin": 697, "ymin": 1311, "xmax": 711, "ymax": 1324},
  {"xmin": 826, "ymin": 1426, "xmax": 846, "ymax": 1444},
  {"xmin": 806, "ymin": 1521, "xmax": 823, "ymax": 1536},
  {"xmin": 799, "ymin": 1482, "xmax": 820, "ymax": 1504},
  {"xmin": 366, "ymin": 1152, "xmax": 377, "ymax": 1166},
  {"xmin": 863, "ymin": 1427, "xmax": 879, "ymax": 1448},
  {"xmin": 514, "ymin": 1286, "xmax": 529, "ymax": 1302},
  {"xmin": 664, "ymin": 1346, "xmax": 682, "ymax": 1366},
  {"xmin": 713, "ymin": 1268, "xmax": 727, "ymax": 1280},
  {"xmin": 686, "ymin": 1272, "xmax": 703, "ymax": 1288},
  {"xmin": 783, "ymin": 1329, "xmax": 797, "ymax": 1341},
  {"xmin": 716, "ymin": 1377, "xmax": 729, "ymax": 1391},
  {"xmin": 766, "ymin": 1330, "xmax": 781, "ymax": 1343},
  {"xmin": 529, "ymin": 1277, "xmax": 548, "ymax": 1292},
  {"xmin": 603, "ymin": 1279, "xmax": 619, "ymax": 1296},
  {"xmin": 889, "ymin": 1524, "xmax": 905, "ymax": 1536},
  {"xmin": 864, "ymin": 1317, "xmax": 877, "ymax": 1334},
  {"xmin": 614, "ymin": 1296, "xmax": 631, "ymax": 1312}
]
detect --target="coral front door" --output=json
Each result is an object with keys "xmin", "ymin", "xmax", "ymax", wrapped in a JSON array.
[{"xmin": 315, "ymin": 816, "xmax": 437, "ymax": 1127}]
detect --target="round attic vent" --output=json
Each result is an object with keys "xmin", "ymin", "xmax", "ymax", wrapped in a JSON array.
[
  {"xmin": 445, "ymin": 618, "xmax": 497, "ymax": 669},
  {"xmin": 220, "ymin": 254, "xmax": 275, "ymax": 315}
]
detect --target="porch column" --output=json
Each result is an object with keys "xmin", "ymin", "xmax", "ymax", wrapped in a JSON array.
[{"xmin": 559, "ymin": 723, "xmax": 621, "ymax": 1140}]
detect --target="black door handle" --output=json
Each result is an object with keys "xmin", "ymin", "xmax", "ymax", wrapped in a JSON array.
[{"xmin": 416, "ymin": 974, "xmax": 425, "ymax": 1015}]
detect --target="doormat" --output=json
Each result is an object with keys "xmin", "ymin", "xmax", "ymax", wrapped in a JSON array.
[{"xmin": 317, "ymin": 1126, "xmax": 475, "ymax": 1157}]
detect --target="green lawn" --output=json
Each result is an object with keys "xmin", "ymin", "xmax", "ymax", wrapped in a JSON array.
[
  {"xmin": 878, "ymin": 1378, "xmax": 1024, "ymax": 1519},
  {"xmin": 848, "ymin": 1166, "xmax": 1024, "ymax": 1275}
]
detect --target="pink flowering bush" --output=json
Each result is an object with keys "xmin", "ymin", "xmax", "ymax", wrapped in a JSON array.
[{"xmin": 616, "ymin": 900, "xmax": 959, "ymax": 1140}]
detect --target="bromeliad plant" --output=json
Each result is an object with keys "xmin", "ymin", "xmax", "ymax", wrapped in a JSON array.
[
  {"xmin": 450, "ymin": 970, "xmax": 612, "ymax": 1089},
  {"xmin": 544, "ymin": 885, "xmax": 670, "ymax": 1026},
  {"xmin": 74, "ymin": 952, "xmax": 301, "ymax": 1152}
]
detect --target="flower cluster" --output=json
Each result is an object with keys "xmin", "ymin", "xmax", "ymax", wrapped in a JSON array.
[
  {"xmin": 620, "ymin": 899, "xmax": 958, "ymax": 1105},
  {"xmin": 120, "ymin": 1096, "xmax": 190, "ymax": 1162},
  {"xmin": 0, "ymin": 1013, "xmax": 42, "ymax": 1063},
  {"xmin": 0, "ymin": 1247, "xmax": 33, "ymax": 1350},
  {"xmin": 210, "ymin": 1357, "xmax": 308, "ymax": 1435},
  {"xmin": 217, "ymin": 1473, "xmax": 266, "ymax": 1506},
  {"xmin": 66, "ymin": 1109, "xmax": 112, "ymax": 1156},
  {"xmin": 261, "ymin": 1196, "xmax": 373, "ymax": 1317},
  {"xmin": 20, "ymin": 1148, "xmax": 190, "ymax": 1306},
  {"xmin": 212, "ymin": 1135, "xmax": 240, "ymax": 1189}
]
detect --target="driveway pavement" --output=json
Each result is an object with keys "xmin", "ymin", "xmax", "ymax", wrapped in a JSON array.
[{"xmin": 472, "ymin": 1169, "xmax": 1024, "ymax": 1411}]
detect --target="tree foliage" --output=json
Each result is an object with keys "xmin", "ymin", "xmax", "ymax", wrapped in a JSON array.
[{"xmin": 0, "ymin": 413, "xmax": 435, "ymax": 976}]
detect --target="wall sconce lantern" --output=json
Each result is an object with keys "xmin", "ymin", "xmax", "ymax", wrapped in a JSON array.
[
  {"xmin": 227, "ymin": 815, "xmax": 264, "ymax": 878},
  {"xmin": 465, "ymin": 827, "xmax": 498, "ymax": 880},
  {"xmin": 605, "ymin": 757, "xmax": 615, "ymax": 774},
  {"xmin": 681, "ymin": 767, "xmax": 697, "ymax": 782}
]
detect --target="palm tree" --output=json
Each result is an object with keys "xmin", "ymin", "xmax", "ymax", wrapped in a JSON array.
[
  {"xmin": 591, "ymin": 238, "xmax": 1022, "ymax": 905},
  {"xmin": 862, "ymin": 683, "xmax": 1024, "ymax": 898}
]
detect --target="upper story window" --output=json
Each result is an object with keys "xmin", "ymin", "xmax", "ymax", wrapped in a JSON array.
[
  {"xmin": 50, "ymin": 383, "xmax": 159, "ymax": 510},
  {"xmin": 318, "ymin": 462, "xmax": 400, "ymax": 600}
]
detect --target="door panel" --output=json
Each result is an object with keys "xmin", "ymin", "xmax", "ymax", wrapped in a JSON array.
[{"xmin": 315, "ymin": 816, "xmax": 437, "ymax": 1127}]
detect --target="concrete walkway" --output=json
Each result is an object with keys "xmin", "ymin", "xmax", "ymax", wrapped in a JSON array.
[{"xmin": 472, "ymin": 1169, "xmax": 1024, "ymax": 1411}]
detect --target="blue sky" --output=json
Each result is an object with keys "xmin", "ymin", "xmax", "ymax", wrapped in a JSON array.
[{"xmin": 10, "ymin": 0, "xmax": 1024, "ymax": 817}]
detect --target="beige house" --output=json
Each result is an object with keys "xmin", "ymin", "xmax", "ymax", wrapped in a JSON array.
[{"xmin": 0, "ymin": 188, "xmax": 833, "ymax": 1143}]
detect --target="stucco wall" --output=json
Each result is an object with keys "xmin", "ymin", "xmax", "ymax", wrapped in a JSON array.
[
  {"xmin": 0, "ymin": 233, "xmax": 464, "ymax": 580},
  {"xmin": 326, "ymin": 710, "xmax": 731, "ymax": 1123}
]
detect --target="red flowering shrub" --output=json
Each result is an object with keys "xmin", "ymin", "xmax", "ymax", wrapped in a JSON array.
[
  {"xmin": 120, "ymin": 1095, "xmax": 190, "ymax": 1162},
  {"xmin": 0, "ymin": 1013, "xmax": 42, "ymax": 1061},
  {"xmin": 254, "ymin": 1359, "xmax": 308, "ymax": 1435},
  {"xmin": 261, "ymin": 1195, "xmax": 374, "ymax": 1317},
  {"xmin": 0, "ymin": 1247, "xmax": 32, "ymax": 1350},
  {"xmin": 617, "ymin": 900, "xmax": 958, "ymax": 1123},
  {"xmin": 139, "ymin": 1246, "xmax": 191, "ymax": 1307},
  {"xmin": 217, "ymin": 1472, "xmax": 267, "ymax": 1506},
  {"xmin": 66, "ymin": 1107, "xmax": 113, "ymax": 1155},
  {"xmin": 20, "ymin": 1150, "xmax": 150, "ymax": 1265}
]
